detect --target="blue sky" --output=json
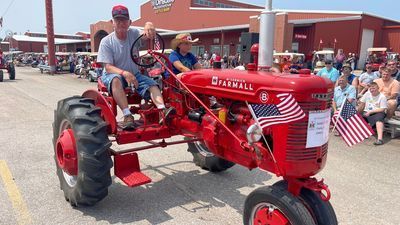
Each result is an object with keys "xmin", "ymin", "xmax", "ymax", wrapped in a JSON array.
[{"xmin": 0, "ymin": 0, "xmax": 399, "ymax": 38}]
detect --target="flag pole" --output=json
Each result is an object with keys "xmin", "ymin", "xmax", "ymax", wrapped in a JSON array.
[{"xmin": 245, "ymin": 101, "xmax": 283, "ymax": 176}]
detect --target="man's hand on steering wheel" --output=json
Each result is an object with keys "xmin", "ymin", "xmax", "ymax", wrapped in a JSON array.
[{"xmin": 122, "ymin": 71, "xmax": 139, "ymax": 88}]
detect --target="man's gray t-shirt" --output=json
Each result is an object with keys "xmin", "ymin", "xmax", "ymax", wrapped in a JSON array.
[{"xmin": 97, "ymin": 28, "xmax": 140, "ymax": 75}]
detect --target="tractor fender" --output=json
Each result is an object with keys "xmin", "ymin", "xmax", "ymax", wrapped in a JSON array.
[
  {"xmin": 82, "ymin": 89, "xmax": 117, "ymax": 134},
  {"xmin": 200, "ymin": 114, "xmax": 218, "ymax": 153}
]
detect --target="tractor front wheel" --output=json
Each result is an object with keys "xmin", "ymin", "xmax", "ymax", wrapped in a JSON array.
[
  {"xmin": 53, "ymin": 96, "xmax": 113, "ymax": 206},
  {"xmin": 273, "ymin": 181, "xmax": 338, "ymax": 225},
  {"xmin": 187, "ymin": 139, "xmax": 235, "ymax": 172},
  {"xmin": 243, "ymin": 185, "xmax": 316, "ymax": 225}
]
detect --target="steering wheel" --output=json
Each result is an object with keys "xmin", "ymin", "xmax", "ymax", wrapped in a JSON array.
[{"xmin": 131, "ymin": 33, "xmax": 165, "ymax": 68}]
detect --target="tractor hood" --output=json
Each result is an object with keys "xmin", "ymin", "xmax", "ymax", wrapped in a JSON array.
[{"xmin": 180, "ymin": 69, "xmax": 333, "ymax": 104}]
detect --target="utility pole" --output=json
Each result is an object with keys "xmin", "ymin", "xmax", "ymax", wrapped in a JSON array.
[
  {"xmin": 257, "ymin": 0, "xmax": 275, "ymax": 70},
  {"xmin": 45, "ymin": 0, "xmax": 56, "ymax": 74}
]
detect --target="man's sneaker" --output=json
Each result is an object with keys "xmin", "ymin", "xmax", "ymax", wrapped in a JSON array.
[
  {"xmin": 373, "ymin": 139, "xmax": 384, "ymax": 146},
  {"xmin": 121, "ymin": 114, "xmax": 135, "ymax": 130},
  {"xmin": 159, "ymin": 107, "xmax": 176, "ymax": 125}
]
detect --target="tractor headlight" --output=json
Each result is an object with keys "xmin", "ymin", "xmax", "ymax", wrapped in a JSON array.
[{"xmin": 246, "ymin": 124, "xmax": 262, "ymax": 144}]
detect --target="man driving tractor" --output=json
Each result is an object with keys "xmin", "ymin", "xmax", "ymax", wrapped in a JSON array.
[{"xmin": 98, "ymin": 5, "xmax": 175, "ymax": 130}]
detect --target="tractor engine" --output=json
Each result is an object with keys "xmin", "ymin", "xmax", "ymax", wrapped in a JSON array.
[{"xmin": 170, "ymin": 69, "xmax": 333, "ymax": 178}]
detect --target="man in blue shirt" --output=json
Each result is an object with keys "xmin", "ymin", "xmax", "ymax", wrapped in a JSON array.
[
  {"xmin": 317, "ymin": 60, "xmax": 340, "ymax": 83},
  {"xmin": 333, "ymin": 75, "xmax": 357, "ymax": 113},
  {"xmin": 168, "ymin": 33, "xmax": 202, "ymax": 78}
]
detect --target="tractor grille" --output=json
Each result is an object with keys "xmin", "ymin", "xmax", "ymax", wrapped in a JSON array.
[{"xmin": 285, "ymin": 100, "xmax": 330, "ymax": 161}]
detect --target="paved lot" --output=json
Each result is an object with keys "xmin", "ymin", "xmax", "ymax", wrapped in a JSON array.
[{"xmin": 0, "ymin": 67, "xmax": 399, "ymax": 225}]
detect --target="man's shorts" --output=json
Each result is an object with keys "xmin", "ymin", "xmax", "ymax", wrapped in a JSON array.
[{"xmin": 101, "ymin": 72, "xmax": 158, "ymax": 100}]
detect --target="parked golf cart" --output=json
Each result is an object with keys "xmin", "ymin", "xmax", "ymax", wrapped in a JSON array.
[
  {"xmin": 87, "ymin": 53, "xmax": 101, "ymax": 82},
  {"xmin": 0, "ymin": 51, "xmax": 16, "ymax": 82},
  {"xmin": 312, "ymin": 50, "xmax": 334, "ymax": 74},
  {"xmin": 365, "ymin": 47, "xmax": 388, "ymax": 71}
]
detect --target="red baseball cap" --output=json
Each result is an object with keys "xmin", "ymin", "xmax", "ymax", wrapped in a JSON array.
[{"xmin": 112, "ymin": 5, "xmax": 130, "ymax": 20}]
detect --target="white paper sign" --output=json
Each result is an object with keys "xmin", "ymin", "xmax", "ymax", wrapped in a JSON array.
[{"xmin": 306, "ymin": 109, "xmax": 331, "ymax": 148}]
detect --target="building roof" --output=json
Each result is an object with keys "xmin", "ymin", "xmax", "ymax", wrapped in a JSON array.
[
  {"xmin": 289, "ymin": 15, "xmax": 363, "ymax": 25},
  {"xmin": 26, "ymin": 31, "xmax": 87, "ymax": 38},
  {"xmin": 159, "ymin": 24, "xmax": 249, "ymax": 36},
  {"xmin": 12, "ymin": 35, "xmax": 90, "ymax": 44}
]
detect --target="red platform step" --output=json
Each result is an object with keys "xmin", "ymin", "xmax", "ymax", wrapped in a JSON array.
[{"xmin": 114, "ymin": 152, "xmax": 151, "ymax": 187}]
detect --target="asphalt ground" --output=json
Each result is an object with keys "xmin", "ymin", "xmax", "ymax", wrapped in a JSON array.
[{"xmin": 0, "ymin": 67, "xmax": 399, "ymax": 225}]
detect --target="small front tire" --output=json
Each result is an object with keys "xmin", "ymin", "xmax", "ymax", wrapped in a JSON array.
[{"xmin": 244, "ymin": 185, "xmax": 316, "ymax": 225}]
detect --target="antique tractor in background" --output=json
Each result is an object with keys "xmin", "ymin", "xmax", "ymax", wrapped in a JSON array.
[
  {"xmin": 0, "ymin": 53, "xmax": 16, "ymax": 82},
  {"xmin": 53, "ymin": 35, "xmax": 337, "ymax": 225}
]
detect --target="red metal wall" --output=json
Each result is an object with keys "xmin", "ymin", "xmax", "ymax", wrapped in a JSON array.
[
  {"xmin": 360, "ymin": 15, "xmax": 385, "ymax": 49},
  {"xmin": 314, "ymin": 20, "xmax": 361, "ymax": 54},
  {"xmin": 11, "ymin": 41, "xmax": 45, "ymax": 52},
  {"xmin": 293, "ymin": 25, "xmax": 315, "ymax": 54},
  {"xmin": 382, "ymin": 27, "xmax": 400, "ymax": 52}
]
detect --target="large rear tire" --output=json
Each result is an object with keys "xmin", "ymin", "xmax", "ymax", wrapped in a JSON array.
[
  {"xmin": 243, "ymin": 185, "xmax": 316, "ymax": 225},
  {"xmin": 53, "ymin": 96, "xmax": 113, "ymax": 206},
  {"xmin": 8, "ymin": 64, "xmax": 15, "ymax": 80},
  {"xmin": 187, "ymin": 139, "xmax": 235, "ymax": 172},
  {"xmin": 273, "ymin": 180, "xmax": 338, "ymax": 225},
  {"xmin": 0, "ymin": 70, "xmax": 3, "ymax": 82}
]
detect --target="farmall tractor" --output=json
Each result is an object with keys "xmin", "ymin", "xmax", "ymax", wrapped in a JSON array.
[
  {"xmin": 53, "ymin": 35, "xmax": 337, "ymax": 225},
  {"xmin": 0, "ymin": 52, "xmax": 16, "ymax": 82}
]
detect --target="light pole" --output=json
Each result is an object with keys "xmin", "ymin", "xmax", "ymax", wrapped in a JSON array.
[
  {"xmin": 257, "ymin": 0, "xmax": 275, "ymax": 70},
  {"xmin": 45, "ymin": 0, "xmax": 56, "ymax": 74}
]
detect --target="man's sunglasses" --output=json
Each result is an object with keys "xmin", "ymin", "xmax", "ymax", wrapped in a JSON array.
[{"xmin": 113, "ymin": 9, "xmax": 129, "ymax": 16}]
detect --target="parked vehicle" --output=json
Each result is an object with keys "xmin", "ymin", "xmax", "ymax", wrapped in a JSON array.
[
  {"xmin": 365, "ymin": 47, "xmax": 388, "ymax": 71},
  {"xmin": 87, "ymin": 53, "xmax": 102, "ymax": 82},
  {"xmin": 0, "ymin": 51, "xmax": 18, "ymax": 82},
  {"xmin": 312, "ymin": 50, "xmax": 334, "ymax": 74},
  {"xmin": 53, "ymin": 34, "xmax": 337, "ymax": 225}
]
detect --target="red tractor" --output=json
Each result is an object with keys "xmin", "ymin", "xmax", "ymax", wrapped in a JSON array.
[
  {"xmin": 0, "ymin": 51, "xmax": 16, "ymax": 82},
  {"xmin": 53, "ymin": 35, "xmax": 337, "ymax": 225}
]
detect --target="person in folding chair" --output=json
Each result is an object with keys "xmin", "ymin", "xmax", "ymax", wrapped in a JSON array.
[
  {"xmin": 97, "ymin": 5, "xmax": 175, "ymax": 130},
  {"xmin": 357, "ymin": 82, "xmax": 388, "ymax": 145}
]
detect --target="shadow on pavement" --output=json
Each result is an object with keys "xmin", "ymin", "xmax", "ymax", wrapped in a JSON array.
[{"xmin": 78, "ymin": 160, "xmax": 272, "ymax": 224}]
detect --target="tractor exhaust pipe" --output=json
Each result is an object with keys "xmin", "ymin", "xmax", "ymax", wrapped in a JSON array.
[{"xmin": 258, "ymin": 0, "xmax": 275, "ymax": 70}]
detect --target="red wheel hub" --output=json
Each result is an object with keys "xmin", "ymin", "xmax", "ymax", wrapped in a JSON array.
[
  {"xmin": 253, "ymin": 206, "xmax": 290, "ymax": 225},
  {"xmin": 56, "ymin": 129, "xmax": 78, "ymax": 176}
]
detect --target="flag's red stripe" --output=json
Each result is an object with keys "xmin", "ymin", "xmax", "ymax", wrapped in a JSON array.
[{"xmin": 337, "ymin": 117, "xmax": 357, "ymax": 146}]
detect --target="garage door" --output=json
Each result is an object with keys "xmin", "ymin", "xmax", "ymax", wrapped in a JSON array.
[{"xmin": 358, "ymin": 29, "xmax": 375, "ymax": 69}]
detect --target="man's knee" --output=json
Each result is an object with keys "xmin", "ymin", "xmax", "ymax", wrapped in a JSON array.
[
  {"xmin": 111, "ymin": 77, "xmax": 123, "ymax": 89},
  {"xmin": 387, "ymin": 99, "xmax": 397, "ymax": 109},
  {"xmin": 148, "ymin": 85, "xmax": 161, "ymax": 94}
]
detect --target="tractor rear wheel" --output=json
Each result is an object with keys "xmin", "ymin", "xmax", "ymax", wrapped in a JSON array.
[
  {"xmin": 273, "ymin": 181, "xmax": 338, "ymax": 225},
  {"xmin": 53, "ymin": 96, "xmax": 113, "ymax": 206},
  {"xmin": 0, "ymin": 70, "xmax": 3, "ymax": 82},
  {"xmin": 243, "ymin": 185, "xmax": 316, "ymax": 225},
  {"xmin": 8, "ymin": 64, "xmax": 15, "ymax": 80},
  {"xmin": 187, "ymin": 139, "xmax": 235, "ymax": 172}
]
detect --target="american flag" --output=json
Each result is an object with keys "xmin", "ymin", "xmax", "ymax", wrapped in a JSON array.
[
  {"xmin": 332, "ymin": 99, "xmax": 374, "ymax": 147},
  {"xmin": 154, "ymin": 37, "xmax": 161, "ymax": 50},
  {"xmin": 249, "ymin": 93, "xmax": 305, "ymax": 128}
]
